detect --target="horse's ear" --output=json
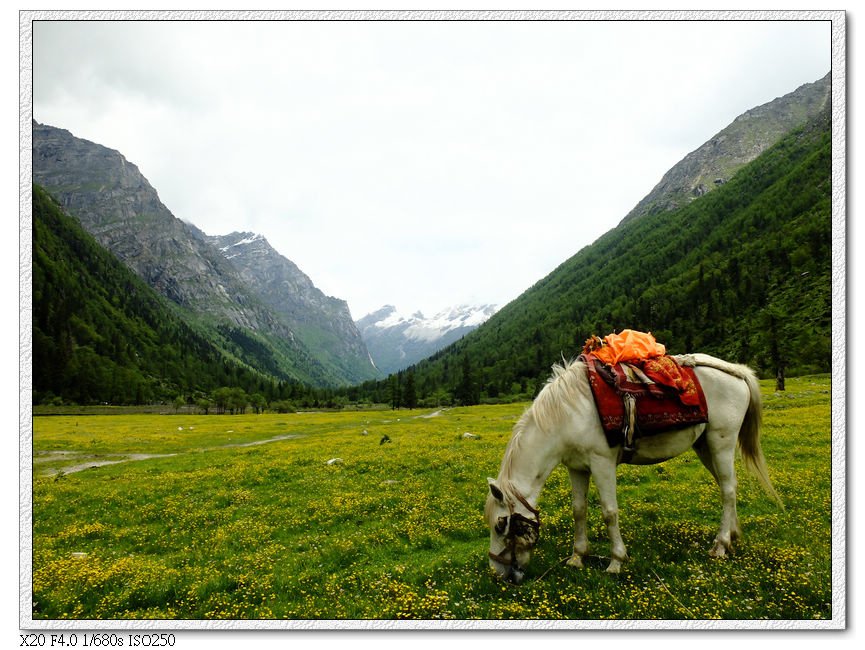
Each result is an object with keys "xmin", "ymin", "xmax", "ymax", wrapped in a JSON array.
[{"xmin": 487, "ymin": 478, "xmax": 505, "ymax": 503}]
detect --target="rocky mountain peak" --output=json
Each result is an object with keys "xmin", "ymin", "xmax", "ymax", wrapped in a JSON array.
[
  {"xmin": 32, "ymin": 121, "xmax": 380, "ymax": 385},
  {"xmin": 207, "ymin": 231, "xmax": 376, "ymax": 383},
  {"xmin": 619, "ymin": 72, "xmax": 830, "ymax": 224},
  {"xmin": 32, "ymin": 121, "xmax": 275, "ymax": 331}
]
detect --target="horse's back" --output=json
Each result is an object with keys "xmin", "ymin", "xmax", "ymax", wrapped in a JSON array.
[
  {"xmin": 684, "ymin": 355, "xmax": 756, "ymax": 439},
  {"xmin": 675, "ymin": 353, "xmax": 757, "ymax": 383}
]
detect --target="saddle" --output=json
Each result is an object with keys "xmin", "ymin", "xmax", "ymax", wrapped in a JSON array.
[{"xmin": 580, "ymin": 352, "xmax": 708, "ymax": 452}]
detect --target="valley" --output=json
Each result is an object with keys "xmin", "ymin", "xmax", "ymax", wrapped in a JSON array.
[{"xmin": 30, "ymin": 72, "xmax": 832, "ymax": 411}]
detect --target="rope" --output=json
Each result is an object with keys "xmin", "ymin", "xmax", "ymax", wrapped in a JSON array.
[
  {"xmin": 530, "ymin": 557, "xmax": 696, "ymax": 619},
  {"xmin": 532, "ymin": 556, "xmax": 571, "ymax": 582},
  {"xmin": 531, "ymin": 554, "xmax": 610, "ymax": 582},
  {"xmin": 650, "ymin": 568, "xmax": 696, "ymax": 619}
]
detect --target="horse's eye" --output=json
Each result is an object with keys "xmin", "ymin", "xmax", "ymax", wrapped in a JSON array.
[{"xmin": 495, "ymin": 516, "xmax": 508, "ymax": 535}]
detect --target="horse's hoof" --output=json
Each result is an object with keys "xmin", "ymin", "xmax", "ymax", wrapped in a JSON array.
[
  {"xmin": 566, "ymin": 555, "xmax": 585, "ymax": 569},
  {"xmin": 709, "ymin": 543, "xmax": 729, "ymax": 558},
  {"xmin": 605, "ymin": 560, "xmax": 622, "ymax": 573}
]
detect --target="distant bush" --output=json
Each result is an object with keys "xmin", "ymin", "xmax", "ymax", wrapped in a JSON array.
[{"xmin": 271, "ymin": 400, "xmax": 297, "ymax": 414}]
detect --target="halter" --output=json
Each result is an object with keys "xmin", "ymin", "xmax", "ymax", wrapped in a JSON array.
[{"xmin": 488, "ymin": 489, "xmax": 541, "ymax": 569}]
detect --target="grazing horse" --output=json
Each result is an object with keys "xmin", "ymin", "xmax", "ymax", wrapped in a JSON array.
[{"xmin": 485, "ymin": 354, "xmax": 781, "ymax": 584}]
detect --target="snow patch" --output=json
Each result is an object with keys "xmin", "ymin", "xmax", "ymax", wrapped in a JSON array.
[
  {"xmin": 369, "ymin": 304, "xmax": 497, "ymax": 342},
  {"xmin": 229, "ymin": 233, "xmax": 262, "ymax": 247},
  {"xmin": 218, "ymin": 233, "xmax": 262, "ymax": 255},
  {"xmin": 377, "ymin": 309, "xmax": 412, "ymax": 329}
]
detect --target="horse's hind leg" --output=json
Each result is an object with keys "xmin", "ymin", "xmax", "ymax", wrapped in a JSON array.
[
  {"xmin": 591, "ymin": 458, "xmax": 629, "ymax": 573},
  {"xmin": 694, "ymin": 434, "xmax": 741, "ymax": 557},
  {"xmin": 566, "ymin": 468, "xmax": 590, "ymax": 568}
]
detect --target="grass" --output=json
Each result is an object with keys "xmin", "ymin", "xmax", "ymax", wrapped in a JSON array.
[{"xmin": 29, "ymin": 376, "xmax": 834, "ymax": 622}]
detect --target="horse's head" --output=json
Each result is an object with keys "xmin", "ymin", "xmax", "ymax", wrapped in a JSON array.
[{"xmin": 485, "ymin": 478, "xmax": 540, "ymax": 584}]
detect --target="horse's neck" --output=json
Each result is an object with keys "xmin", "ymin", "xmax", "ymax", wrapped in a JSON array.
[{"xmin": 505, "ymin": 420, "xmax": 564, "ymax": 508}]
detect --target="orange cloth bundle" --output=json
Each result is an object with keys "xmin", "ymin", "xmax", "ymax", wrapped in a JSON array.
[{"xmin": 585, "ymin": 329, "xmax": 666, "ymax": 365}]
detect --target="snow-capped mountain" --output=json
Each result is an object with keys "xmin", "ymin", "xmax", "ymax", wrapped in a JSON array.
[{"xmin": 356, "ymin": 304, "xmax": 498, "ymax": 374}]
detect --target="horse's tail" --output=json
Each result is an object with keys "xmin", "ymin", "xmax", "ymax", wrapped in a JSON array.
[
  {"xmin": 677, "ymin": 354, "xmax": 783, "ymax": 508},
  {"xmin": 735, "ymin": 366, "xmax": 783, "ymax": 507}
]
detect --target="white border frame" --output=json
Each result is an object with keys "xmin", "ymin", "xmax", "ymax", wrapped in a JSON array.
[{"xmin": 18, "ymin": 9, "xmax": 847, "ymax": 632}]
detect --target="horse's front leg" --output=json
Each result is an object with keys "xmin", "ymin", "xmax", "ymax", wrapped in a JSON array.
[
  {"xmin": 566, "ymin": 468, "xmax": 590, "ymax": 568},
  {"xmin": 591, "ymin": 456, "xmax": 629, "ymax": 573}
]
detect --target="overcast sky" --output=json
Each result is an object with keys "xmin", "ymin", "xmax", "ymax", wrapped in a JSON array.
[{"xmin": 31, "ymin": 16, "xmax": 831, "ymax": 319}]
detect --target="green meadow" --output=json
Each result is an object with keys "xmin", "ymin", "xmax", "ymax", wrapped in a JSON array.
[{"xmin": 30, "ymin": 376, "xmax": 833, "ymax": 621}]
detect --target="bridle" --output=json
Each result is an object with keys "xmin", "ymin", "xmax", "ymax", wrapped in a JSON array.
[{"xmin": 488, "ymin": 489, "xmax": 541, "ymax": 570}]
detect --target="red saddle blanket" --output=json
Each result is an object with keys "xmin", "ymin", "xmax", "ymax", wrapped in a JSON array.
[{"xmin": 581, "ymin": 353, "xmax": 709, "ymax": 446}]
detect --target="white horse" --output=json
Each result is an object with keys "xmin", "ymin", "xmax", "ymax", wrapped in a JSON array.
[{"xmin": 485, "ymin": 353, "xmax": 781, "ymax": 583}]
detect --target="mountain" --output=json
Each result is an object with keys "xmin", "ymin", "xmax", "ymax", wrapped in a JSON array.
[
  {"xmin": 208, "ymin": 232, "xmax": 380, "ymax": 384},
  {"xmin": 32, "ymin": 122, "xmax": 259, "ymax": 327},
  {"xmin": 349, "ymin": 76, "xmax": 832, "ymax": 405},
  {"xmin": 31, "ymin": 184, "xmax": 280, "ymax": 404},
  {"xmin": 620, "ymin": 72, "xmax": 830, "ymax": 224},
  {"xmin": 31, "ymin": 121, "xmax": 378, "ymax": 387},
  {"xmin": 357, "ymin": 304, "xmax": 497, "ymax": 375}
]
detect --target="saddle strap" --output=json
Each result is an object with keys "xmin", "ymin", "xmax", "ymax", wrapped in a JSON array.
[{"xmin": 623, "ymin": 393, "xmax": 637, "ymax": 447}]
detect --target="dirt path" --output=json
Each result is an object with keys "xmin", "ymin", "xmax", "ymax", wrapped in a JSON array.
[
  {"xmin": 35, "ymin": 452, "xmax": 177, "ymax": 476},
  {"xmin": 35, "ymin": 434, "xmax": 303, "ymax": 476}
]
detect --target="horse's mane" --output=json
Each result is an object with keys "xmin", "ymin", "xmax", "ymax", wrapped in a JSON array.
[
  {"xmin": 498, "ymin": 358, "xmax": 589, "ymax": 483},
  {"xmin": 485, "ymin": 358, "xmax": 589, "ymax": 525}
]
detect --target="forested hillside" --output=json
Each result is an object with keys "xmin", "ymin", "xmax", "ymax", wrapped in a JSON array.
[
  {"xmin": 31, "ymin": 185, "xmax": 300, "ymax": 405},
  {"xmin": 357, "ymin": 105, "xmax": 832, "ymax": 406},
  {"xmin": 32, "ymin": 121, "xmax": 379, "ymax": 388}
]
